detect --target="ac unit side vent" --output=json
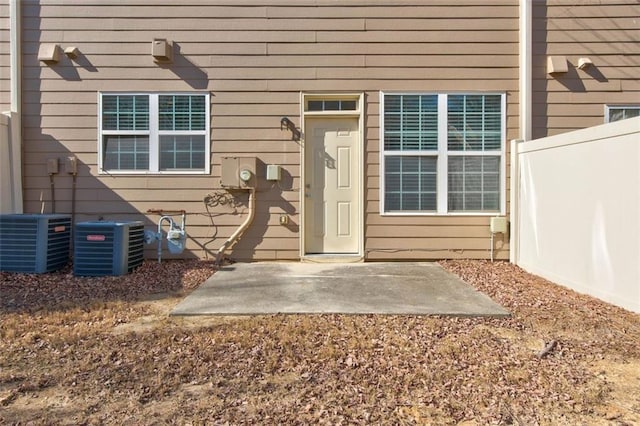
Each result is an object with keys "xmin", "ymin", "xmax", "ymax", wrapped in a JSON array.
[
  {"xmin": 74, "ymin": 221, "xmax": 144, "ymax": 277},
  {"xmin": 0, "ymin": 214, "xmax": 72, "ymax": 273}
]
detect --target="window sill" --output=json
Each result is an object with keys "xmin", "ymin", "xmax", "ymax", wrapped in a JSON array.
[
  {"xmin": 98, "ymin": 170, "xmax": 210, "ymax": 176},
  {"xmin": 381, "ymin": 211, "xmax": 504, "ymax": 217}
]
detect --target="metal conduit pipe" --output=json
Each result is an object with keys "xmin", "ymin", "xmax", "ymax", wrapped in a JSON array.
[
  {"xmin": 49, "ymin": 173, "xmax": 56, "ymax": 213},
  {"xmin": 157, "ymin": 215, "xmax": 174, "ymax": 263},
  {"xmin": 215, "ymin": 188, "xmax": 256, "ymax": 266}
]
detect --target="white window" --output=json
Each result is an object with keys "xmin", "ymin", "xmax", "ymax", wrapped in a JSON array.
[
  {"xmin": 380, "ymin": 92, "xmax": 505, "ymax": 215},
  {"xmin": 99, "ymin": 93, "xmax": 210, "ymax": 174},
  {"xmin": 605, "ymin": 105, "xmax": 640, "ymax": 123}
]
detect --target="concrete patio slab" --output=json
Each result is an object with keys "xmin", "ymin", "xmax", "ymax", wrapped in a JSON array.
[{"xmin": 171, "ymin": 262, "xmax": 509, "ymax": 316}]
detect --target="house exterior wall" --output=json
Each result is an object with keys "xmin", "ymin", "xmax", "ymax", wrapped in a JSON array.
[
  {"xmin": 515, "ymin": 117, "xmax": 640, "ymax": 313},
  {"xmin": 0, "ymin": 1, "xmax": 9, "ymax": 113},
  {"xmin": 531, "ymin": 0, "xmax": 640, "ymax": 139},
  {"xmin": 18, "ymin": 0, "xmax": 521, "ymax": 262}
]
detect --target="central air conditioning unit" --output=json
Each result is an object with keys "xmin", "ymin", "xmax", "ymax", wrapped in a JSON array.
[
  {"xmin": 0, "ymin": 214, "xmax": 72, "ymax": 273},
  {"xmin": 74, "ymin": 221, "xmax": 144, "ymax": 276}
]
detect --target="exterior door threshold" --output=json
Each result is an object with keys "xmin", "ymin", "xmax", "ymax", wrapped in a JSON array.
[{"xmin": 302, "ymin": 254, "xmax": 364, "ymax": 263}]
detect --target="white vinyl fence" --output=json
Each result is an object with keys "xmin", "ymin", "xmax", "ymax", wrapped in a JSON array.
[
  {"xmin": 1, "ymin": 112, "xmax": 23, "ymax": 214},
  {"xmin": 1, "ymin": 113, "xmax": 14, "ymax": 213},
  {"xmin": 513, "ymin": 117, "xmax": 640, "ymax": 313}
]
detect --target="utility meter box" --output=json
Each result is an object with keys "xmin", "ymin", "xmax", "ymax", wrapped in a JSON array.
[
  {"xmin": 220, "ymin": 156, "xmax": 257, "ymax": 188},
  {"xmin": 490, "ymin": 216, "xmax": 508, "ymax": 234}
]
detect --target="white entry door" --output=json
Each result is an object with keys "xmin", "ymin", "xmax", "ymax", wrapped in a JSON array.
[{"xmin": 304, "ymin": 117, "xmax": 360, "ymax": 254}]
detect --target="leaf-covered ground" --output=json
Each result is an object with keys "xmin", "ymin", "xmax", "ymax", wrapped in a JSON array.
[{"xmin": 1, "ymin": 260, "xmax": 639, "ymax": 424}]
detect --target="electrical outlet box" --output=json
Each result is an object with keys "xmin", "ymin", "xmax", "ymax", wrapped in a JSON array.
[
  {"xmin": 266, "ymin": 164, "xmax": 281, "ymax": 181},
  {"xmin": 490, "ymin": 216, "xmax": 508, "ymax": 234},
  {"xmin": 220, "ymin": 157, "xmax": 257, "ymax": 188},
  {"xmin": 47, "ymin": 158, "xmax": 59, "ymax": 174},
  {"xmin": 65, "ymin": 156, "xmax": 78, "ymax": 175}
]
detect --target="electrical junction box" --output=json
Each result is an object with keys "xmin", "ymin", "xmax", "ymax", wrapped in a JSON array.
[
  {"xmin": 38, "ymin": 43, "xmax": 61, "ymax": 63},
  {"xmin": 490, "ymin": 216, "xmax": 508, "ymax": 234},
  {"xmin": 547, "ymin": 56, "xmax": 568, "ymax": 74},
  {"xmin": 152, "ymin": 38, "xmax": 172, "ymax": 62},
  {"xmin": 65, "ymin": 156, "xmax": 78, "ymax": 175},
  {"xmin": 220, "ymin": 156, "xmax": 257, "ymax": 188},
  {"xmin": 266, "ymin": 164, "xmax": 281, "ymax": 181},
  {"xmin": 47, "ymin": 158, "xmax": 59, "ymax": 174}
]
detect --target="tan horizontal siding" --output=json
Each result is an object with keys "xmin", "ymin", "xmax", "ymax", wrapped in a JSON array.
[
  {"xmin": 267, "ymin": 80, "xmax": 520, "ymax": 92},
  {"xmin": 533, "ymin": 78, "xmax": 622, "ymax": 93},
  {"xmin": 22, "ymin": 54, "xmax": 368, "ymax": 69},
  {"xmin": 0, "ymin": 2, "xmax": 9, "ymax": 113},
  {"xmin": 269, "ymin": 42, "xmax": 519, "ymax": 56},
  {"xmin": 537, "ymin": 42, "xmax": 640, "ymax": 56},
  {"xmin": 366, "ymin": 225, "xmax": 495, "ymax": 239},
  {"xmin": 545, "ymin": 91, "xmax": 640, "ymax": 104},
  {"xmin": 29, "ymin": 18, "xmax": 367, "ymax": 32},
  {"xmin": 26, "ymin": 30, "xmax": 319, "ymax": 43},
  {"xmin": 29, "ymin": 43, "xmax": 270, "ymax": 56},
  {"xmin": 541, "ymin": 17, "xmax": 640, "ymax": 32},
  {"xmin": 24, "ymin": 90, "xmax": 295, "ymax": 104},
  {"xmin": 367, "ymin": 237, "xmax": 508, "ymax": 251},
  {"xmin": 21, "ymin": 1, "xmax": 519, "ymax": 261},
  {"xmin": 366, "ymin": 249, "xmax": 509, "ymax": 261},
  {"xmin": 25, "ymin": 2, "xmax": 519, "ymax": 19},
  {"xmin": 366, "ymin": 215, "xmax": 496, "ymax": 226},
  {"xmin": 536, "ymin": 2, "xmax": 639, "ymax": 18},
  {"xmin": 545, "ymin": 30, "xmax": 638, "ymax": 43},
  {"xmin": 531, "ymin": 0, "xmax": 640, "ymax": 138},
  {"xmin": 66, "ymin": 40, "xmax": 575, "ymax": 59},
  {"xmin": 316, "ymin": 30, "xmax": 517, "ymax": 43}
]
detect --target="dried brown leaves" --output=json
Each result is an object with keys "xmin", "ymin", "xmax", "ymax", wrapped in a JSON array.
[
  {"xmin": 1, "ymin": 259, "xmax": 640, "ymax": 424},
  {"xmin": 1, "ymin": 260, "xmax": 216, "ymax": 312}
]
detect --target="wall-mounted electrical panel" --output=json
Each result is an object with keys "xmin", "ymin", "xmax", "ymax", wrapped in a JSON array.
[{"xmin": 220, "ymin": 156, "xmax": 257, "ymax": 188}]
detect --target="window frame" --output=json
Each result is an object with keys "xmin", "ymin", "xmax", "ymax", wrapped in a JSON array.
[
  {"xmin": 98, "ymin": 92, "xmax": 210, "ymax": 175},
  {"xmin": 605, "ymin": 105, "xmax": 640, "ymax": 123},
  {"xmin": 379, "ymin": 92, "xmax": 506, "ymax": 216}
]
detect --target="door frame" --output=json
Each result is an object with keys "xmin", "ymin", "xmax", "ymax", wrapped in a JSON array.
[{"xmin": 300, "ymin": 92, "xmax": 365, "ymax": 260}]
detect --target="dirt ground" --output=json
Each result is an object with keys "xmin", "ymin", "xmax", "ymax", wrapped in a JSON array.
[{"xmin": 1, "ymin": 259, "xmax": 639, "ymax": 425}]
